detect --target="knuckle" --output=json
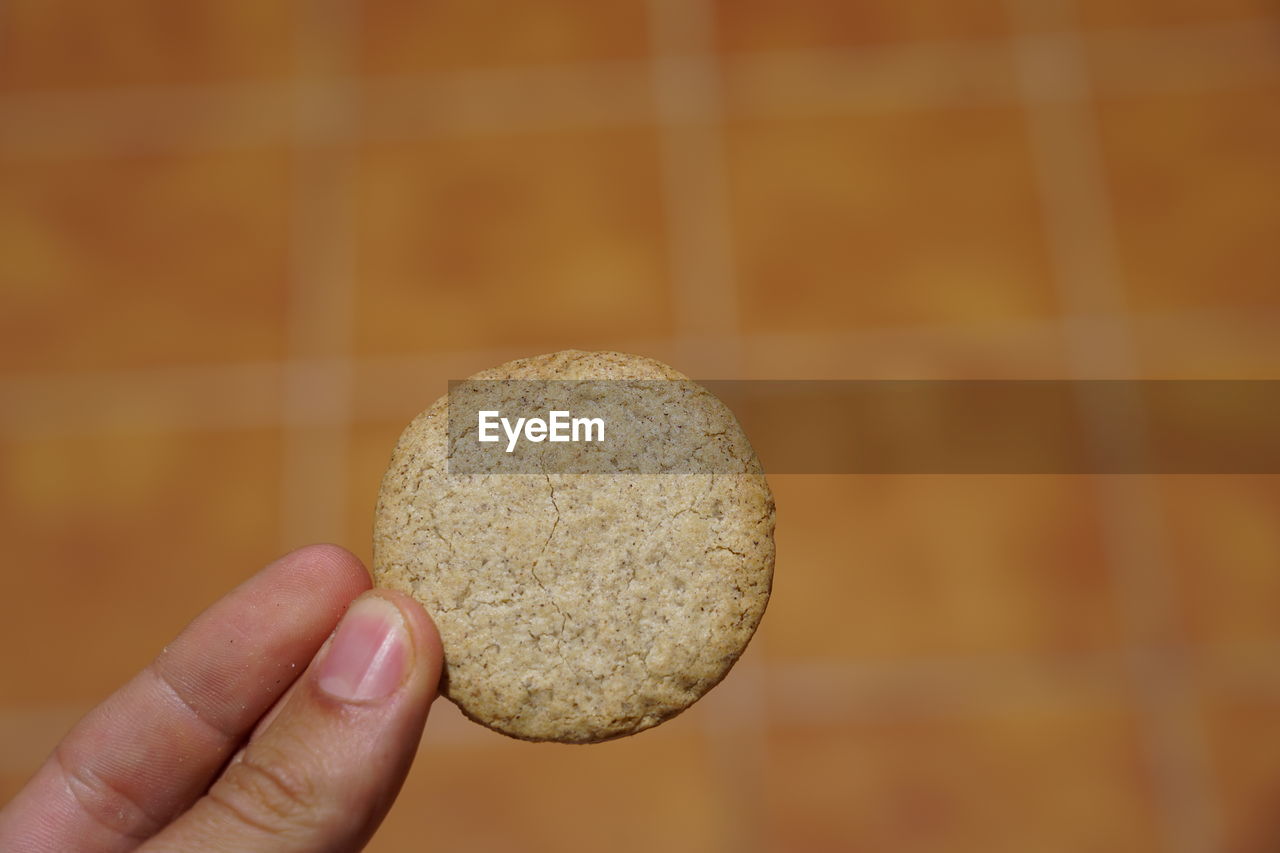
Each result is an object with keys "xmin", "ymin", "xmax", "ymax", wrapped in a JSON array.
[
  {"xmin": 208, "ymin": 742, "xmax": 323, "ymax": 837},
  {"xmin": 54, "ymin": 744, "xmax": 160, "ymax": 841}
]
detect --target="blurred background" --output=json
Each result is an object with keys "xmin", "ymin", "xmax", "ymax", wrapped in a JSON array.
[{"xmin": 2, "ymin": 0, "xmax": 1279, "ymax": 850}]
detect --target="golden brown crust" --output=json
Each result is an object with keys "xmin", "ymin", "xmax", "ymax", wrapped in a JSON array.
[{"xmin": 372, "ymin": 350, "xmax": 774, "ymax": 743}]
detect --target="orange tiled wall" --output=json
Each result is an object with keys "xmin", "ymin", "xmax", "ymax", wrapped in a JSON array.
[{"xmin": 3, "ymin": 1, "xmax": 1280, "ymax": 851}]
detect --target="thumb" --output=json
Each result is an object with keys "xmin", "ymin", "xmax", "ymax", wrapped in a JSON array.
[{"xmin": 143, "ymin": 590, "xmax": 443, "ymax": 853}]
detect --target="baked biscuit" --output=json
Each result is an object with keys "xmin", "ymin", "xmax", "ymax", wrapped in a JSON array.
[{"xmin": 373, "ymin": 350, "xmax": 774, "ymax": 743}]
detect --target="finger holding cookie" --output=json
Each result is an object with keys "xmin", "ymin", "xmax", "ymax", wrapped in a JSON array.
[{"xmin": 0, "ymin": 546, "xmax": 444, "ymax": 853}]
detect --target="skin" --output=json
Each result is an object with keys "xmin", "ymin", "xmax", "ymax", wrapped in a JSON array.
[{"xmin": 0, "ymin": 544, "xmax": 444, "ymax": 853}]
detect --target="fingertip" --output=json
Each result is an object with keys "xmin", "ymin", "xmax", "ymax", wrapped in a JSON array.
[
  {"xmin": 367, "ymin": 589, "xmax": 444, "ymax": 686},
  {"xmin": 278, "ymin": 543, "xmax": 373, "ymax": 599}
]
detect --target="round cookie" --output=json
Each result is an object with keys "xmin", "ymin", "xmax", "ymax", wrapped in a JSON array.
[{"xmin": 373, "ymin": 350, "xmax": 774, "ymax": 743}]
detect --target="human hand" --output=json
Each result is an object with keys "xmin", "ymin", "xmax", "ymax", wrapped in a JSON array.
[{"xmin": 0, "ymin": 545, "xmax": 443, "ymax": 853}]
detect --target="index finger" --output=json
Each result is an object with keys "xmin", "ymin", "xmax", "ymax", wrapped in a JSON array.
[{"xmin": 0, "ymin": 544, "xmax": 371, "ymax": 853}]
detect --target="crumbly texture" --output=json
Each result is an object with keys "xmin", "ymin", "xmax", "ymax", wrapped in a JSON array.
[{"xmin": 372, "ymin": 350, "xmax": 775, "ymax": 743}]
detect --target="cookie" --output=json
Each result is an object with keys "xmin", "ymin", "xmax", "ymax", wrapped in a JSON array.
[{"xmin": 372, "ymin": 350, "xmax": 774, "ymax": 743}]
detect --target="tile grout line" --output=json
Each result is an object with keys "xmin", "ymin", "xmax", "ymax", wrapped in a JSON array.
[
  {"xmin": 277, "ymin": 0, "xmax": 361, "ymax": 554},
  {"xmin": 7, "ymin": 648, "xmax": 1280, "ymax": 773},
  {"xmin": 646, "ymin": 1, "xmax": 766, "ymax": 850},
  {"xmin": 648, "ymin": 0, "xmax": 745, "ymax": 374},
  {"xmin": 1005, "ymin": 1, "xmax": 1223, "ymax": 851},
  {"xmin": 4, "ymin": 308, "xmax": 1280, "ymax": 438},
  {"xmin": 2, "ymin": 21, "xmax": 1275, "ymax": 158}
]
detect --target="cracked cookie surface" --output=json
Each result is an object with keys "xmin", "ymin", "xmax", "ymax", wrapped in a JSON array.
[{"xmin": 372, "ymin": 350, "xmax": 775, "ymax": 743}]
